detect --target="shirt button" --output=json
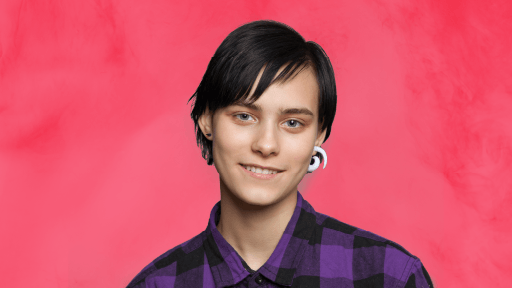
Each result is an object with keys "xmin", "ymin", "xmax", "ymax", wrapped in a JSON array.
[{"xmin": 255, "ymin": 275, "xmax": 263, "ymax": 284}]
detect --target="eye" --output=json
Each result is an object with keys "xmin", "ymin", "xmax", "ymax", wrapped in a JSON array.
[
  {"xmin": 285, "ymin": 119, "xmax": 303, "ymax": 128},
  {"xmin": 235, "ymin": 113, "xmax": 254, "ymax": 122}
]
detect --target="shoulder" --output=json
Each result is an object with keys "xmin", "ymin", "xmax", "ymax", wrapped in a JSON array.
[
  {"xmin": 126, "ymin": 231, "xmax": 206, "ymax": 288},
  {"xmin": 313, "ymin": 212, "xmax": 433, "ymax": 287},
  {"xmin": 315, "ymin": 211, "xmax": 410, "ymax": 251}
]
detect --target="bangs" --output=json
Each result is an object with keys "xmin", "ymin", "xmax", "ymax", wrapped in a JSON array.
[{"xmin": 232, "ymin": 59, "xmax": 315, "ymax": 106}]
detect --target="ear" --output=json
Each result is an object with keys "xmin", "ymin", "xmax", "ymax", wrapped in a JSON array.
[
  {"xmin": 312, "ymin": 127, "xmax": 327, "ymax": 156},
  {"xmin": 198, "ymin": 108, "xmax": 214, "ymax": 141}
]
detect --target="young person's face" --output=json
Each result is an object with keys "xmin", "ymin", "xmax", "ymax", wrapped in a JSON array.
[{"xmin": 199, "ymin": 66, "xmax": 326, "ymax": 207}]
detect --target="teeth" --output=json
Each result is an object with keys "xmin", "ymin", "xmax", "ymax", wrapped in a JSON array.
[{"xmin": 243, "ymin": 165, "xmax": 278, "ymax": 175}]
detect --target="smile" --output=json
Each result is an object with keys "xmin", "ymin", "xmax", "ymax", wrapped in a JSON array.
[{"xmin": 239, "ymin": 164, "xmax": 282, "ymax": 179}]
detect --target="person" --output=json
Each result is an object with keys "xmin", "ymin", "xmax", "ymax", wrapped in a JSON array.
[{"xmin": 126, "ymin": 20, "xmax": 434, "ymax": 288}]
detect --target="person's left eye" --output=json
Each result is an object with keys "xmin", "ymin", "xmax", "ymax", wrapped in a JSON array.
[{"xmin": 285, "ymin": 119, "xmax": 303, "ymax": 128}]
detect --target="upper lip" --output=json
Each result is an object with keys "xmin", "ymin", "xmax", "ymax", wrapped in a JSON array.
[{"xmin": 241, "ymin": 163, "xmax": 284, "ymax": 172}]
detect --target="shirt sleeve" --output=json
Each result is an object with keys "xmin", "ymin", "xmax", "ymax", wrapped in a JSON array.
[{"xmin": 403, "ymin": 259, "xmax": 434, "ymax": 288}]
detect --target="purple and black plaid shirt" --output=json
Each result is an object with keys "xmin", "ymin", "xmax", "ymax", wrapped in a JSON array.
[{"xmin": 127, "ymin": 191, "xmax": 433, "ymax": 288}]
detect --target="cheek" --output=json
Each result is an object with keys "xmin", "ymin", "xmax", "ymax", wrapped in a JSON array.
[
  {"xmin": 293, "ymin": 153, "xmax": 312, "ymax": 167},
  {"xmin": 287, "ymin": 141, "xmax": 314, "ymax": 166},
  {"xmin": 213, "ymin": 124, "xmax": 249, "ymax": 159},
  {"xmin": 292, "ymin": 152, "xmax": 309, "ymax": 161}
]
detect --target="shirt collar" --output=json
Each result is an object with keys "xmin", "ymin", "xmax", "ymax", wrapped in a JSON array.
[{"xmin": 203, "ymin": 191, "xmax": 316, "ymax": 287}]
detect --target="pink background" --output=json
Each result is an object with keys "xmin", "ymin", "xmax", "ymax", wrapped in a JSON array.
[{"xmin": 1, "ymin": 0, "xmax": 511, "ymax": 287}]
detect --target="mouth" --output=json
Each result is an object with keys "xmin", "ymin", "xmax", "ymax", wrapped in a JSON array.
[{"xmin": 239, "ymin": 164, "xmax": 284, "ymax": 175}]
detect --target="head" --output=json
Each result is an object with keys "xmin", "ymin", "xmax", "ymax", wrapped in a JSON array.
[{"xmin": 189, "ymin": 20, "xmax": 336, "ymax": 206}]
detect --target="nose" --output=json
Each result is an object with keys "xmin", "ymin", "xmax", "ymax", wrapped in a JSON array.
[{"xmin": 252, "ymin": 121, "xmax": 279, "ymax": 157}]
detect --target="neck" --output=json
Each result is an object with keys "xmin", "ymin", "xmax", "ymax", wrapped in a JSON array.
[{"xmin": 216, "ymin": 182, "xmax": 297, "ymax": 272}]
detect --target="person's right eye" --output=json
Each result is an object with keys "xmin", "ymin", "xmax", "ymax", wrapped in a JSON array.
[{"xmin": 235, "ymin": 113, "xmax": 255, "ymax": 121}]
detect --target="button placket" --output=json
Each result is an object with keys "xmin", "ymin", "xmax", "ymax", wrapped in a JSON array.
[{"xmin": 254, "ymin": 274, "xmax": 263, "ymax": 284}]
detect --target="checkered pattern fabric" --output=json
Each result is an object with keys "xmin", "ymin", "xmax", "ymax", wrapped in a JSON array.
[{"xmin": 127, "ymin": 191, "xmax": 433, "ymax": 288}]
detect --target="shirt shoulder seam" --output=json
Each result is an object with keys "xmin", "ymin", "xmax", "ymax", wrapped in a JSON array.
[{"xmin": 395, "ymin": 257, "xmax": 420, "ymax": 288}]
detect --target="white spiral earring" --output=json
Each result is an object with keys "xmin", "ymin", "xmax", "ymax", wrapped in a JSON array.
[{"xmin": 308, "ymin": 146, "xmax": 327, "ymax": 173}]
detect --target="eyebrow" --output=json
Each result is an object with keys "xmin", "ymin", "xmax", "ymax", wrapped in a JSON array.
[{"xmin": 234, "ymin": 102, "xmax": 314, "ymax": 116}]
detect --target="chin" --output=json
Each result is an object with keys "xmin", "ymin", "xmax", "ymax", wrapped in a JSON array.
[{"xmin": 236, "ymin": 187, "xmax": 282, "ymax": 207}]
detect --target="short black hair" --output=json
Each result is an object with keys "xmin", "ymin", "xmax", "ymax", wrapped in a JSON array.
[{"xmin": 188, "ymin": 20, "xmax": 337, "ymax": 165}]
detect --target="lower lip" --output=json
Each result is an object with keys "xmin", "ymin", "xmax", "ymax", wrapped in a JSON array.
[{"xmin": 240, "ymin": 164, "xmax": 281, "ymax": 180}]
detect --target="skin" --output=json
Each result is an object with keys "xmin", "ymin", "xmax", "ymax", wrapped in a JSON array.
[{"xmin": 198, "ymin": 66, "xmax": 326, "ymax": 271}]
